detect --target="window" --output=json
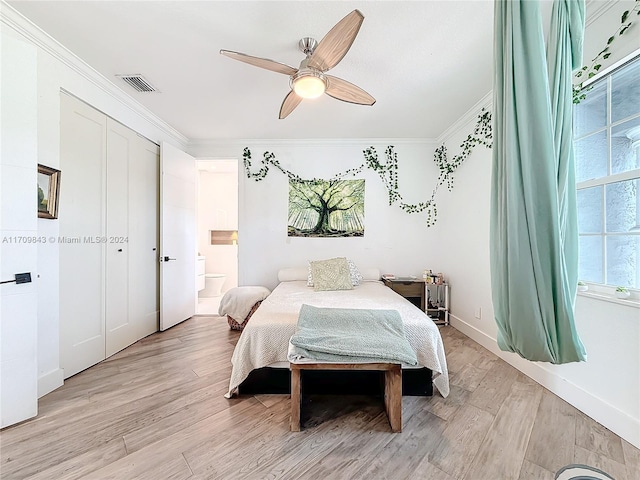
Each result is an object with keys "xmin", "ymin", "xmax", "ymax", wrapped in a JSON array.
[{"xmin": 574, "ymin": 54, "xmax": 640, "ymax": 290}]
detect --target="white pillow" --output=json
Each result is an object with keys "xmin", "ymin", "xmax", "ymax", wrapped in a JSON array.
[
  {"xmin": 307, "ymin": 258, "xmax": 363, "ymax": 286},
  {"xmin": 277, "ymin": 267, "xmax": 310, "ymax": 282}
]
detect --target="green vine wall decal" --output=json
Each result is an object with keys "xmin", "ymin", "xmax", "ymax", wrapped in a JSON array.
[
  {"xmin": 573, "ymin": 0, "xmax": 640, "ymax": 104},
  {"xmin": 243, "ymin": 109, "xmax": 492, "ymax": 227}
]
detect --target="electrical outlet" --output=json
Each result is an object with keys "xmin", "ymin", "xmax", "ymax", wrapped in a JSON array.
[
  {"xmin": 474, "ymin": 307, "xmax": 482, "ymax": 319},
  {"xmin": 15, "ymin": 272, "xmax": 32, "ymax": 284}
]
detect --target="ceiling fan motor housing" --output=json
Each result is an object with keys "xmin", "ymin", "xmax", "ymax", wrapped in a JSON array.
[{"xmin": 298, "ymin": 37, "xmax": 318, "ymax": 56}]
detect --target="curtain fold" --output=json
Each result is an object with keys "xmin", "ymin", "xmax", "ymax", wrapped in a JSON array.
[{"xmin": 490, "ymin": 0, "xmax": 586, "ymax": 364}]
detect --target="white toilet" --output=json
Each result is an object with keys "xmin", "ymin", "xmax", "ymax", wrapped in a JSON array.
[{"xmin": 200, "ymin": 273, "xmax": 226, "ymax": 297}]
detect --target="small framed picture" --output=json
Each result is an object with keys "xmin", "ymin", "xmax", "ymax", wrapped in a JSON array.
[{"xmin": 37, "ymin": 164, "xmax": 61, "ymax": 219}]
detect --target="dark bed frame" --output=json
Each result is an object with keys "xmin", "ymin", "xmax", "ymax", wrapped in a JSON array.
[{"xmin": 237, "ymin": 366, "xmax": 434, "ymax": 396}]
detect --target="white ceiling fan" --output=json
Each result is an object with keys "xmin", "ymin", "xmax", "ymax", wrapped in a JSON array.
[{"xmin": 220, "ymin": 9, "xmax": 376, "ymax": 119}]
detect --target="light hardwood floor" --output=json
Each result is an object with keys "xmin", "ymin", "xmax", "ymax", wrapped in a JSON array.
[{"xmin": 1, "ymin": 316, "xmax": 638, "ymax": 480}]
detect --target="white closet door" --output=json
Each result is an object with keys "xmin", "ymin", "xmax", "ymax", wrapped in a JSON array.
[
  {"xmin": 129, "ymin": 137, "xmax": 160, "ymax": 339},
  {"xmin": 105, "ymin": 118, "xmax": 138, "ymax": 356},
  {"xmin": 59, "ymin": 94, "xmax": 107, "ymax": 378}
]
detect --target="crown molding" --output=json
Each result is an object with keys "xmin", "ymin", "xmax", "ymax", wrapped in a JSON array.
[
  {"xmin": 0, "ymin": 1, "xmax": 189, "ymax": 149},
  {"xmin": 436, "ymin": 90, "xmax": 492, "ymax": 145},
  {"xmin": 585, "ymin": 0, "xmax": 622, "ymax": 27}
]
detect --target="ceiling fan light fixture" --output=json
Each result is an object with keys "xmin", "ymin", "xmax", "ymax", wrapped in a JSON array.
[{"xmin": 292, "ymin": 70, "xmax": 326, "ymax": 99}]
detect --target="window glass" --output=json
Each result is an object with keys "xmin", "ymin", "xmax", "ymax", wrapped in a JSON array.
[
  {"xmin": 606, "ymin": 235, "xmax": 640, "ymax": 288},
  {"xmin": 576, "ymin": 55, "xmax": 640, "ymax": 288},
  {"xmin": 611, "ymin": 116, "xmax": 640, "ymax": 175},
  {"xmin": 577, "ymin": 186, "xmax": 603, "ymax": 234},
  {"xmin": 578, "ymin": 236, "xmax": 603, "ymax": 283},
  {"xmin": 575, "ymin": 131, "xmax": 608, "ymax": 182},
  {"xmin": 574, "ymin": 80, "xmax": 607, "ymax": 138},
  {"xmin": 606, "ymin": 179, "xmax": 639, "ymax": 233},
  {"xmin": 611, "ymin": 57, "xmax": 640, "ymax": 123}
]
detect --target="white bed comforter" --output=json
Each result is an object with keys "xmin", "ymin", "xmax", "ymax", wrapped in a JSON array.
[{"xmin": 225, "ymin": 280, "xmax": 450, "ymax": 397}]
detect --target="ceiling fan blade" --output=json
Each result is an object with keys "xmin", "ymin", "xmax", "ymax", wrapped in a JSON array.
[
  {"xmin": 307, "ymin": 10, "xmax": 364, "ymax": 72},
  {"xmin": 325, "ymin": 75, "xmax": 375, "ymax": 105},
  {"xmin": 220, "ymin": 50, "xmax": 298, "ymax": 76},
  {"xmin": 279, "ymin": 90, "xmax": 303, "ymax": 119}
]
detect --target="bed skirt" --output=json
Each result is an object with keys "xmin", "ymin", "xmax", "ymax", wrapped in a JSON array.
[{"xmin": 237, "ymin": 366, "xmax": 434, "ymax": 396}]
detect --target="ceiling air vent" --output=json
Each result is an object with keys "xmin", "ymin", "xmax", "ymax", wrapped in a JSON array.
[{"xmin": 116, "ymin": 74, "xmax": 158, "ymax": 93}]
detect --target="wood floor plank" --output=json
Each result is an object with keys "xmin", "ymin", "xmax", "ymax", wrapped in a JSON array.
[
  {"xmin": 1, "ymin": 319, "xmax": 636, "ymax": 480},
  {"xmin": 122, "ymin": 378, "xmax": 235, "ymax": 453},
  {"xmin": 518, "ymin": 459, "xmax": 556, "ymax": 480},
  {"xmin": 182, "ymin": 396, "xmax": 292, "ymax": 477},
  {"xmin": 26, "ymin": 438, "xmax": 128, "ymax": 480},
  {"xmin": 422, "ymin": 383, "xmax": 471, "ymax": 421},
  {"xmin": 291, "ymin": 397, "xmax": 433, "ymax": 480},
  {"xmin": 574, "ymin": 444, "xmax": 629, "ymax": 480},
  {"xmin": 575, "ymin": 411, "xmax": 626, "ymax": 464},
  {"xmin": 347, "ymin": 410, "xmax": 447, "ymax": 480},
  {"xmin": 622, "ymin": 439, "xmax": 640, "ymax": 480},
  {"xmin": 467, "ymin": 356, "xmax": 520, "ymax": 416},
  {"xmin": 449, "ymin": 362, "xmax": 490, "ymax": 392},
  {"xmin": 92, "ymin": 453, "xmax": 194, "ymax": 480},
  {"xmin": 464, "ymin": 379, "xmax": 543, "ymax": 480},
  {"xmin": 524, "ymin": 389, "xmax": 576, "ymax": 474},
  {"xmin": 428, "ymin": 403, "xmax": 495, "ymax": 479},
  {"xmin": 1, "ymin": 367, "xmax": 205, "ymax": 457},
  {"xmin": 411, "ymin": 456, "xmax": 457, "ymax": 480},
  {"xmin": 222, "ymin": 393, "xmax": 426, "ymax": 480},
  {"xmin": 217, "ymin": 399, "xmax": 393, "ymax": 480},
  {"xmin": 85, "ymin": 396, "xmax": 263, "ymax": 479},
  {"xmin": 255, "ymin": 393, "xmax": 289, "ymax": 408}
]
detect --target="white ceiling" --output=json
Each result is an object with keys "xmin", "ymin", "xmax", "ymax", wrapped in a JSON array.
[{"xmin": 7, "ymin": 0, "xmax": 495, "ymax": 140}]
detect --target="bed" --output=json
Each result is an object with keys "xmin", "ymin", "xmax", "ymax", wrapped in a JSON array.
[{"xmin": 225, "ymin": 267, "xmax": 449, "ymax": 398}]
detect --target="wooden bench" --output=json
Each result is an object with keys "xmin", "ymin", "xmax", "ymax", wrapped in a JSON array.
[{"xmin": 289, "ymin": 362, "xmax": 402, "ymax": 433}]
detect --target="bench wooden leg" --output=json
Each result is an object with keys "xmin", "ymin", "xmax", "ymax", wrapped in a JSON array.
[
  {"xmin": 290, "ymin": 367, "xmax": 301, "ymax": 432},
  {"xmin": 290, "ymin": 363, "xmax": 401, "ymax": 433},
  {"xmin": 384, "ymin": 365, "xmax": 402, "ymax": 432}
]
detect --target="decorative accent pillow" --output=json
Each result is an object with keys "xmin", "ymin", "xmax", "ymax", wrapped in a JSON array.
[
  {"xmin": 309, "ymin": 257, "xmax": 354, "ymax": 291},
  {"xmin": 307, "ymin": 258, "xmax": 362, "ymax": 287}
]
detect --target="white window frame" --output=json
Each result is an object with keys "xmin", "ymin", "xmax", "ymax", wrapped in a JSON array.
[{"xmin": 575, "ymin": 50, "xmax": 640, "ymax": 304}]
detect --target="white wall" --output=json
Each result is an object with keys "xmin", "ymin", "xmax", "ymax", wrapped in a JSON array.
[
  {"xmin": 433, "ymin": 1, "xmax": 640, "ymax": 448},
  {"xmin": 1, "ymin": 3, "xmax": 187, "ymax": 410},
  {"xmin": 0, "ymin": 26, "xmax": 39, "ymax": 427},
  {"xmin": 191, "ymin": 140, "xmax": 440, "ymax": 290},
  {"xmin": 197, "ymin": 168, "xmax": 239, "ymax": 293}
]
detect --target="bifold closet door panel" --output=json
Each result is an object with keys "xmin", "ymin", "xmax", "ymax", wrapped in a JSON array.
[
  {"xmin": 129, "ymin": 137, "xmax": 160, "ymax": 339},
  {"xmin": 59, "ymin": 94, "xmax": 107, "ymax": 378},
  {"xmin": 105, "ymin": 118, "xmax": 139, "ymax": 357}
]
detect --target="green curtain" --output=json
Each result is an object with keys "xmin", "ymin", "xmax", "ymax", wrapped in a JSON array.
[{"xmin": 490, "ymin": 0, "xmax": 587, "ymax": 363}]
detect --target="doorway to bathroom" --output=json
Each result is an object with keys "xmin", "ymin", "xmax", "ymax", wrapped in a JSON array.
[{"xmin": 196, "ymin": 159, "xmax": 238, "ymax": 315}]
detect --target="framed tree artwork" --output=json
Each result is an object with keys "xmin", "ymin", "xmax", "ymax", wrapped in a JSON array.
[
  {"xmin": 37, "ymin": 164, "xmax": 61, "ymax": 219},
  {"xmin": 288, "ymin": 179, "xmax": 365, "ymax": 237}
]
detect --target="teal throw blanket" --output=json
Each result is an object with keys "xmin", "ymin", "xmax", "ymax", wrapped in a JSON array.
[{"xmin": 290, "ymin": 304, "xmax": 418, "ymax": 365}]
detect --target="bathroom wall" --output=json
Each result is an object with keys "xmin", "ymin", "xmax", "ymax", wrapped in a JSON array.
[{"xmin": 197, "ymin": 161, "xmax": 238, "ymax": 294}]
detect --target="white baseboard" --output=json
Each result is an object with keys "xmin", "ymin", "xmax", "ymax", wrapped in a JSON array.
[
  {"xmin": 38, "ymin": 368, "xmax": 63, "ymax": 398},
  {"xmin": 449, "ymin": 315, "xmax": 640, "ymax": 449}
]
